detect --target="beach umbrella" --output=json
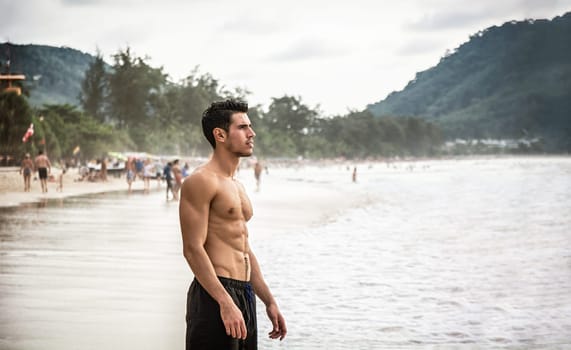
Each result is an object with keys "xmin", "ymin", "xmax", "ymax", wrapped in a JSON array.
[{"xmin": 108, "ymin": 151, "xmax": 128, "ymax": 161}]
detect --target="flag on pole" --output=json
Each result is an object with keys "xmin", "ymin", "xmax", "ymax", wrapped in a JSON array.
[{"xmin": 22, "ymin": 123, "xmax": 34, "ymax": 143}]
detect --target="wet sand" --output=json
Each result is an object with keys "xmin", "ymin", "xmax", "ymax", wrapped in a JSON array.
[
  {"xmin": 1, "ymin": 165, "xmax": 364, "ymax": 228},
  {"xmin": 0, "ymin": 168, "xmax": 141, "ymax": 208},
  {"xmin": 0, "ymin": 163, "xmax": 364, "ymax": 350}
]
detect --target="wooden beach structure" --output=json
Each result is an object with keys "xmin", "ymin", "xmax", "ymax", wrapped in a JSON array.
[{"xmin": 0, "ymin": 73, "xmax": 26, "ymax": 95}]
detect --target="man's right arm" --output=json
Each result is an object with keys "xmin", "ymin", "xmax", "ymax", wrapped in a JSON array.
[{"xmin": 179, "ymin": 171, "xmax": 248, "ymax": 340}]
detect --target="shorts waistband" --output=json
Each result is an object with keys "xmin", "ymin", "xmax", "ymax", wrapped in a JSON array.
[{"xmin": 217, "ymin": 276, "xmax": 251, "ymax": 289}]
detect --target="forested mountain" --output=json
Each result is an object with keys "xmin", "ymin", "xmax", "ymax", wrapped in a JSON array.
[
  {"xmin": 0, "ymin": 43, "xmax": 99, "ymax": 107},
  {"xmin": 367, "ymin": 12, "xmax": 571, "ymax": 151}
]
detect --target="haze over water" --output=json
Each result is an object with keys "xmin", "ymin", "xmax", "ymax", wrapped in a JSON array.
[{"xmin": 1, "ymin": 157, "xmax": 570, "ymax": 349}]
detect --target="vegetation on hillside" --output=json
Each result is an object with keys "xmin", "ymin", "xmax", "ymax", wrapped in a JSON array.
[
  {"xmin": 0, "ymin": 46, "xmax": 443, "ymax": 162},
  {"xmin": 367, "ymin": 12, "xmax": 571, "ymax": 152},
  {"xmin": 0, "ymin": 43, "xmax": 97, "ymax": 107}
]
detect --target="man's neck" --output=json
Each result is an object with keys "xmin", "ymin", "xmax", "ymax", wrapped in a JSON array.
[{"xmin": 211, "ymin": 150, "xmax": 240, "ymax": 178}]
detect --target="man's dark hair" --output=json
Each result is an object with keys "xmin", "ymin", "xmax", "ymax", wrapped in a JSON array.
[{"xmin": 202, "ymin": 99, "xmax": 248, "ymax": 148}]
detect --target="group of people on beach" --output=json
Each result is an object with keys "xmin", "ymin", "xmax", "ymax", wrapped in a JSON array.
[
  {"xmin": 124, "ymin": 156, "xmax": 186, "ymax": 199},
  {"xmin": 19, "ymin": 150, "xmax": 65, "ymax": 193},
  {"xmin": 162, "ymin": 159, "xmax": 186, "ymax": 200}
]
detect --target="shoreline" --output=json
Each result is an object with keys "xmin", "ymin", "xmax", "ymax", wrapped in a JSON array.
[
  {"xmin": 0, "ymin": 164, "xmax": 367, "ymax": 240},
  {"xmin": 2, "ymin": 155, "xmax": 569, "ymax": 210},
  {"xmin": 0, "ymin": 167, "xmax": 137, "ymax": 208}
]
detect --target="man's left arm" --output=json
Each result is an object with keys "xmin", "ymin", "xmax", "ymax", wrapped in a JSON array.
[{"xmin": 248, "ymin": 248, "xmax": 287, "ymax": 340}]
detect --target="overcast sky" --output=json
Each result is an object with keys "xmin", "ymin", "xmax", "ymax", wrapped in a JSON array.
[{"xmin": 2, "ymin": 0, "xmax": 570, "ymax": 115}]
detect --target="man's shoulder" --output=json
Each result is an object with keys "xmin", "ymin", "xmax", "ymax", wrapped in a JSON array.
[
  {"xmin": 181, "ymin": 166, "xmax": 219, "ymax": 200},
  {"xmin": 188, "ymin": 165, "xmax": 215, "ymax": 181},
  {"xmin": 185, "ymin": 166, "xmax": 218, "ymax": 187}
]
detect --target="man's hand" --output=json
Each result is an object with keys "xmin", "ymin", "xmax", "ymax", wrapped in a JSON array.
[
  {"xmin": 266, "ymin": 303, "xmax": 287, "ymax": 340},
  {"xmin": 220, "ymin": 301, "xmax": 247, "ymax": 339}
]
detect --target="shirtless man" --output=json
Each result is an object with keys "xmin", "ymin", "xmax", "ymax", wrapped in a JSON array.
[
  {"xmin": 172, "ymin": 159, "xmax": 182, "ymax": 201},
  {"xmin": 19, "ymin": 153, "xmax": 34, "ymax": 192},
  {"xmin": 179, "ymin": 100, "xmax": 286, "ymax": 349},
  {"xmin": 34, "ymin": 150, "xmax": 51, "ymax": 193}
]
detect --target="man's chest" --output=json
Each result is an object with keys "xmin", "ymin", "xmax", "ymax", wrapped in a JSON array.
[{"xmin": 211, "ymin": 181, "xmax": 253, "ymax": 221}]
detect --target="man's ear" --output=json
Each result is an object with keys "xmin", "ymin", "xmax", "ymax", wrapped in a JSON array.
[{"xmin": 213, "ymin": 128, "xmax": 226, "ymax": 143}]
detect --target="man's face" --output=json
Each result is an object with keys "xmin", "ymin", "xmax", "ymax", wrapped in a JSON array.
[{"xmin": 226, "ymin": 112, "xmax": 256, "ymax": 157}]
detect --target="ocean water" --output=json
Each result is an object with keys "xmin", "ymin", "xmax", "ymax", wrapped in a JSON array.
[
  {"xmin": 256, "ymin": 157, "xmax": 571, "ymax": 349},
  {"xmin": 1, "ymin": 157, "xmax": 570, "ymax": 349}
]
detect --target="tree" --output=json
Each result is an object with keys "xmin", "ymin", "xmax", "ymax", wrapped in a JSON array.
[
  {"xmin": 79, "ymin": 50, "xmax": 108, "ymax": 122},
  {"xmin": 0, "ymin": 92, "xmax": 33, "ymax": 158},
  {"xmin": 264, "ymin": 95, "xmax": 320, "ymax": 156},
  {"xmin": 107, "ymin": 48, "xmax": 168, "ymax": 150},
  {"xmin": 37, "ymin": 104, "xmax": 134, "ymax": 161}
]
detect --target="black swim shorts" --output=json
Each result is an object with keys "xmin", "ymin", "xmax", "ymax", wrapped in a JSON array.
[
  {"xmin": 38, "ymin": 167, "xmax": 48, "ymax": 180},
  {"xmin": 186, "ymin": 276, "xmax": 257, "ymax": 350}
]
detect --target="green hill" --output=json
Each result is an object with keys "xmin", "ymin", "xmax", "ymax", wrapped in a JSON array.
[
  {"xmin": 367, "ymin": 12, "xmax": 571, "ymax": 151},
  {"xmin": 0, "ymin": 43, "xmax": 100, "ymax": 107}
]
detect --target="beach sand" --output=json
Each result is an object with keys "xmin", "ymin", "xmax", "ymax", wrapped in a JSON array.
[{"xmin": 0, "ymin": 167, "xmax": 134, "ymax": 208}]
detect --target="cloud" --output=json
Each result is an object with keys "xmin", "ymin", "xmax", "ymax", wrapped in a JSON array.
[
  {"xmin": 407, "ymin": 10, "xmax": 490, "ymax": 31},
  {"xmin": 268, "ymin": 39, "xmax": 350, "ymax": 63},
  {"xmin": 407, "ymin": 0, "xmax": 570, "ymax": 32},
  {"xmin": 60, "ymin": 0, "xmax": 102, "ymax": 5},
  {"xmin": 396, "ymin": 38, "xmax": 444, "ymax": 56},
  {"xmin": 219, "ymin": 17, "xmax": 285, "ymax": 36},
  {"xmin": 0, "ymin": 1, "xmax": 20, "ymax": 35},
  {"xmin": 518, "ymin": 0, "xmax": 560, "ymax": 11}
]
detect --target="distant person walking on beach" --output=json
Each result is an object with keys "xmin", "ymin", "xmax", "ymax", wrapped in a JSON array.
[
  {"xmin": 172, "ymin": 159, "xmax": 182, "ymax": 201},
  {"xmin": 143, "ymin": 159, "xmax": 153, "ymax": 194},
  {"xmin": 19, "ymin": 153, "xmax": 34, "ymax": 192},
  {"xmin": 179, "ymin": 99, "xmax": 287, "ymax": 349},
  {"xmin": 56, "ymin": 168, "xmax": 66, "ymax": 192},
  {"xmin": 100, "ymin": 158, "xmax": 108, "ymax": 182},
  {"xmin": 126, "ymin": 157, "xmax": 135, "ymax": 194},
  {"xmin": 352, "ymin": 166, "xmax": 357, "ymax": 183},
  {"xmin": 163, "ymin": 162, "xmax": 174, "ymax": 200},
  {"xmin": 34, "ymin": 150, "xmax": 51, "ymax": 193},
  {"xmin": 254, "ymin": 161, "xmax": 263, "ymax": 192},
  {"xmin": 182, "ymin": 162, "xmax": 190, "ymax": 179}
]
